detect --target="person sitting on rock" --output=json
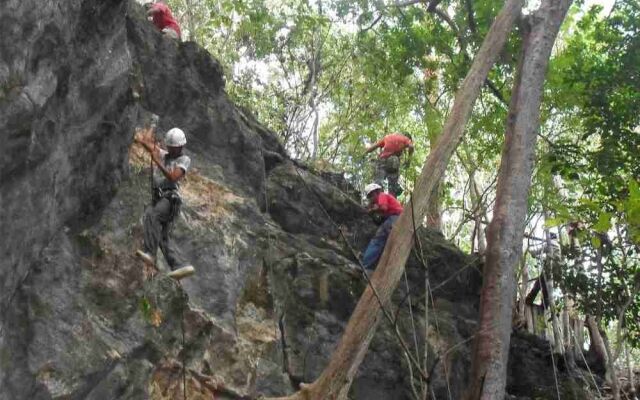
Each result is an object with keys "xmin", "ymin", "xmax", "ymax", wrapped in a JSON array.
[
  {"xmin": 361, "ymin": 183, "xmax": 403, "ymax": 271},
  {"xmin": 146, "ymin": 0, "xmax": 181, "ymax": 40},
  {"xmin": 364, "ymin": 132, "xmax": 414, "ymax": 197},
  {"xmin": 135, "ymin": 127, "xmax": 194, "ymax": 279}
]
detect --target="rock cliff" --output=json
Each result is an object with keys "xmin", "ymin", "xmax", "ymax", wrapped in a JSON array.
[{"xmin": 0, "ymin": 1, "xmax": 594, "ymax": 399}]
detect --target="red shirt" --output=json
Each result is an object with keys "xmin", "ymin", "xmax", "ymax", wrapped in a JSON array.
[
  {"xmin": 374, "ymin": 193, "xmax": 403, "ymax": 217},
  {"xmin": 376, "ymin": 133, "xmax": 413, "ymax": 159},
  {"xmin": 150, "ymin": 3, "xmax": 181, "ymax": 38}
]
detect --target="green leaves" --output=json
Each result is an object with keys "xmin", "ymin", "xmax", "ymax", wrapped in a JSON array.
[
  {"xmin": 620, "ymin": 179, "xmax": 640, "ymax": 244},
  {"xmin": 593, "ymin": 211, "xmax": 612, "ymax": 233},
  {"xmin": 167, "ymin": 0, "xmax": 640, "ymax": 348}
]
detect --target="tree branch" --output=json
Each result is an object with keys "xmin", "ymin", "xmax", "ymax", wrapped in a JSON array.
[
  {"xmin": 394, "ymin": 0, "xmax": 427, "ymax": 7},
  {"xmin": 464, "ymin": 0, "xmax": 477, "ymax": 33},
  {"xmin": 485, "ymin": 78, "xmax": 508, "ymax": 106}
]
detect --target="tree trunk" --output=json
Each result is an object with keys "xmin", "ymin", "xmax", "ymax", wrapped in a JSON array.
[
  {"xmin": 573, "ymin": 318, "xmax": 584, "ymax": 356},
  {"xmin": 266, "ymin": 1, "xmax": 523, "ymax": 398},
  {"xmin": 543, "ymin": 226, "xmax": 563, "ymax": 354},
  {"xmin": 563, "ymin": 296, "xmax": 576, "ymax": 368},
  {"xmin": 586, "ymin": 315, "xmax": 608, "ymax": 372},
  {"xmin": 470, "ymin": 173, "xmax": 487, "ymax": 256},
  {"xmin": 518, "ymin": 255, "xmax": 528, "ymax": 323},
  {"xmin": 464, "ymin": 1, "xmax": 572, "ymax": 398},
  {"xmin": 426, "ymin": 180, "xmax": 442, "ymax": 230},
  {"xmin": 603, "ymin": 333, "xmax": 621, "ymax": 400},
  {"xmin": 625, "ymin": 341, "xmax": 637, "ymax": 399}
]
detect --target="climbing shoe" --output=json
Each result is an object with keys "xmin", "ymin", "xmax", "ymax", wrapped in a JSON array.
[
  {"xmin": 167, "ymin": 265, "xmax": 195, "ymax": 280},
  {"xmin": 136, "ymin": 250, "xmax": 155, "ymax": 265}
]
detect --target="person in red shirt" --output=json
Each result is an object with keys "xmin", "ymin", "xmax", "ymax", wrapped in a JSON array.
[
  {"xmin": 365, "ymin": 132, "xmax": 414, "ymax": 197},
  {"xmin": 361, "ymin": 183, "xmax": 403, "ymax": 271},
  {"xmin": 146, "ymin": 1, "xmax": 181, "ymax": 40}
]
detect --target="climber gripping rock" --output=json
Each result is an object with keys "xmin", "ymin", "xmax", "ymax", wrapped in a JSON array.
[
  {"xmin": 145, "ymin": 0, "xmax": 181, "ymax": 40},
  {"xmin": 361, "ymin": 183, "xmax": 403, "ymax": 271},
  {"xmin": 364, "ymin": 132, "xmax": 414, "ymax": 197},
  {"xmin": 135, "ymin": 127, "xmax": 195, "ymax": 280}
]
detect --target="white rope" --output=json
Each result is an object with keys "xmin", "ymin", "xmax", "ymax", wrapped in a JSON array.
[
  {"xmin": 572, "ymin": 329, "xmax": 604, "ymax": 399},
  {"xmin": 404, "ymin": 268, "xmax": 423, "ymax": 397}
]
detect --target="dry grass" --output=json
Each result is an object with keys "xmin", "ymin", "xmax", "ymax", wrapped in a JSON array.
[
  {"xmin": 149, "ymin": 360, "xmax": 219, "ymax": 400},
  {"xmin": 129, "ymin": 142, "xmax": 243, "ymax": 222},
  {"xmin": 180, "ymin": 171, "xmax": 243, "ymax": 222},
  {"xmin": 129, "ymin": 142, "xmax": 150, "ymax": 169},
  {"xmin": 237, "ymin": 304, "xmax": 278, "ymax": 344}
]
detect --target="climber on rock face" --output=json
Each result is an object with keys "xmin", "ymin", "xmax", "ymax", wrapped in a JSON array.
[
  {"xmin": 135, "ymin": 126, "xmax": 194, "ymax": 279},
  {"xmin": 364, "ymin": 132, "xmax": 414, "ymax": 197},
  {"xmin": 145, "ymin": 0, "xmax": 181, "ymax": 40},
  {"xmin": 361, "ymin": 183, "xmax": 403, "ymax": 271}
]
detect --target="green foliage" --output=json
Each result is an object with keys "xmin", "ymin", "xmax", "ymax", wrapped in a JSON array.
[{"xmin": 164, "ymin": 0, "xmax": 640, "ymax": 348}]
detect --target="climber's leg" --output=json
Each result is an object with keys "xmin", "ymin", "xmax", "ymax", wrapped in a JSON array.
[
  {"xmin": 156, "ymin": 201, "xmax": 195, "ymax": 279},
  {"xmin": 141, "ymin": 197, "xmax": 173, "ymax": 263},
  {"xmin": 362, "ymin": 215, "xmax": 399, "ymax": 270},
  {"xmin": 373, "ymin": 158, "xmax": 386, "ymax": 189},
  {"xmin": 385, "ymin": 156, "xmax": 402, "ymax": 197},
  {"xmin": 387, "ymin": 171, "xmax": 401, "ymax": 197},
  {"xmin": 161, "ymin": 27, "xmax": 180, "ymax": 40},
  {"xmin": 159, "ymin": 221, "xmax": 186, "ymax": 270}
]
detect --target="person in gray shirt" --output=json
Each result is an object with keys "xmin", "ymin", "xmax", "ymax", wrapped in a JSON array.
[{"xmin": 135, "ymin": 127, "xmax": 194, "ymax": 279}]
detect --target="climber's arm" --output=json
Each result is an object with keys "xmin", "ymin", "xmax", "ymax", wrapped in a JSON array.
[
  {"xmin": 153, "ymin": 159, "xmax": 185, "ymax": 183},
  {"xmin": 365, "ymin": 140, "xmax": 384, "ymax": 155}
]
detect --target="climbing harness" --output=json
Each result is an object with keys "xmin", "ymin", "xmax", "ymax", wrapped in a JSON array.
[{"xmin": 144, "ymin": 117, "xmax": 188, "ymax": 399}]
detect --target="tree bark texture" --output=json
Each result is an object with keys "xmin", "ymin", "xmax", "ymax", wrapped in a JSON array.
[
  {"xmin": 518, "ymin": 255, "xmax": 528, "ymax": 323},
  {"xmin": 266, "ymin": 1, "xmax": 524, "ymax": 399},
  {"xmin": 465, "ymin": 1, "xmax": 572, "ymax": 398},
  {"xmin": 426, "ymin": 131, "xmax": 443, "ymax": 230},
  {"xmin": 625, "ymin": 342, "xmax": 637, "ymax": 399},
  {"xmin": 586, "ymin": 315, "xmax": 608, "ymax": 373},
  {"xmin": 603, "ymin": 333, "xmax": 621, "ymax": 400},
  {"xmin": 573, "ymin": 318, "xmax": 584, "ymax": 356},
  {"xmin": 543, "ymin": 226, "xmax": 563, "ymax": 354},
  {"xmin": 563, "ymin": 296, "xmax": 577, "ymax": 368}
]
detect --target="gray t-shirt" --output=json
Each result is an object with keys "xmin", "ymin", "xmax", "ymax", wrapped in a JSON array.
[{"xmin": 153, "ymin": 149, "xmax": 191, "ymax": 191}]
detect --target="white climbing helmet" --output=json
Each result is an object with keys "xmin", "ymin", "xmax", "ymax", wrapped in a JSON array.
[
  {"xmin": 364, "ymin": 183, "xmax": 382, "ymax": 196},
  {"xmin": 165, "ymin": 127, "xmax": 187, "ymax": 147}
]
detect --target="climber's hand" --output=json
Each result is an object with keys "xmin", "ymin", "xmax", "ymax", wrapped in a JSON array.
[
  {"xmin": 368, "ymin": 204, "xmax": 381, "ymax": 213},
  {"xmin": 134, "ymin": 128, "xmax": 155, "ymax": 149},
  {"xmin": 150, "ymin": 149, "xmax": 164, "ymax": 166}
]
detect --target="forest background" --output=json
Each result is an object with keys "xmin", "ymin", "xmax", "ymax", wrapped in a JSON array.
[{"xmin": 160, "ymin": 0, "xmax": 639, "ymax": 385}]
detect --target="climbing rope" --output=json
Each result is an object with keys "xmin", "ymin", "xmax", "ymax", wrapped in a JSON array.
[
  {"xmin": 145, "ymin": 119, "xmax": 188, "ymax": 399},
  {"xmin": 410, "ymin": 195, "xmax": 453, "ymax": 400},
  {"xmin": 290, "ymin": 161, "xmax": 463, "ymax": 397},
  {"xmin": 181, "ymin": 301, "xmax": 187, "ymax": 400},
  {"xmin": 290, "ymin": 163, "xmax": 430, "ymax": 381},
  {"xmin": 571, "ymin": 329, "xmax": 604, "ymax": 399},
  {"xmin": 403, "ymin": 269, "xmax": 421, "ymax": 372},
  {"xmin": 534, "ymin": 263, "xmax": 562, "ymax": 400}
]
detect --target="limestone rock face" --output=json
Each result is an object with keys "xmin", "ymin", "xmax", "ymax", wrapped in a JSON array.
[{"xmin": 0, "ymin": 1, "xmax": 592, "ymax": 399}]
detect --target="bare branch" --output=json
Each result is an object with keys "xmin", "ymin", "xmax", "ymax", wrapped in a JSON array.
[{"xmin": 394, "ymin": 0, "xmax": 426, "ymax": 7}]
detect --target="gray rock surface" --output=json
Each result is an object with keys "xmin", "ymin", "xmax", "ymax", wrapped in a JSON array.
[{"xmin": 0, "ymin": 1, "xmax": 599, "ymax": 399}]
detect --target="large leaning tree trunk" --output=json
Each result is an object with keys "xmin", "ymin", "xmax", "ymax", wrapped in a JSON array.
[
  {"xmin": 267, "ymin": 1, "xmax": 524, "ymax": 399},
  {"xmin": 464, "ymin": 1, "xmax": 572, "ymax": 398}
]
